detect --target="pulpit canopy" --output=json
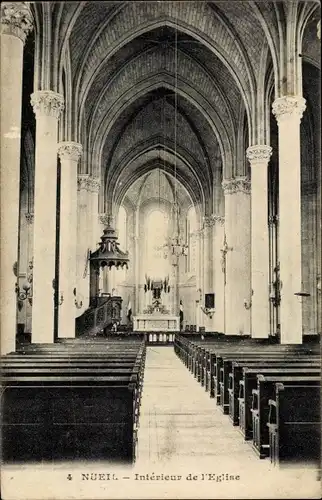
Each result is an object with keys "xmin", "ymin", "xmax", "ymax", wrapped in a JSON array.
[{"xmin": 90, "ymin": 225, "xmax": 129, "ymax": 270}]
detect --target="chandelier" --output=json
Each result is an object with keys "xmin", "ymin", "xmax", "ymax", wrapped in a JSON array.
[
  {"xmin": 159, "ymin": 32, "xmax": 188, "ymax": 265},
  {"xmin": 162, "ymin": 202, "xmax": 188, "ymax": 261}
]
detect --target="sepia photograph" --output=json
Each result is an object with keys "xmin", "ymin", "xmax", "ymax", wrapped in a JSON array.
[{"xmin": 0, "ymin": 1, "xmax": 321, "ymax": 499}]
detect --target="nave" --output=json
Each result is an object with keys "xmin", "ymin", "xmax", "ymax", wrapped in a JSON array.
[{"xmin": 1, "ymin": 337, "xmax": 321, "ymax": 500}]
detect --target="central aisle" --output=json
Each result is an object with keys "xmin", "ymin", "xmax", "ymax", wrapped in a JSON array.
[{"xmin": 136, "ymin": 346, "xmax": 267, "ymax": 465}]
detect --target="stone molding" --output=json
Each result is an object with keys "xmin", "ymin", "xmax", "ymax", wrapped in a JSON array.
[
  {"xmin": 1, "ymin": 2, "xmax": 33, "ymax": 43},
  {"xmin": 58, "ymin": 142, "xmax": 83, "ymax": 162},
  {"xmin": 88, "ymin": 177, "xmax": 100, "ymax": 193},
  {"xmin": 203, "ymin": 214, "xmax": 225, "ymax": 227},
  {"xmin": 25, "ymin": 212, "xmax": 34, "ymax": 225},
  {"xmin": 30, "ymin": 90, "xmax": 64, "ymax": 119},
  {"xmin": 272, "ymin": 96, "xmax": 306, "ymax": 124},
  {"xmin": 222, "ymin": 177, "xmax": 251, "ymax": 195},
  {"xmin": 77, "ymin": 175, "xmax": 100, "ymax": 193},
  {"xmin": 246, "ymin": 145, "xmax": 272, "ymax": 164},
  {"xmin": 77, "ymin": 174, "xmax": 91, "ymax": 191}
]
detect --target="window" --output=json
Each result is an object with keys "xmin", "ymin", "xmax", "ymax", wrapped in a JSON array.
[{"xmin": 145, "ymin": 209, "xmax": 169, "ymax": 278}]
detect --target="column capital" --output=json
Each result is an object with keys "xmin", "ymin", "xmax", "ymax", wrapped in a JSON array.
[
  {"xmin": 203, "ymin": 214, "xmax": 224, "ymax": 228},
  {"xmin": 25, "ymin": 212, "xmax": 34, "ymax": 224},
  {"xmin": 88, "ymin": 176, "xmax": 100, "ymax": 193},
  {"xmin": 1, "ymin": 2, "xmax": 33, "ymax": 43},
  {"xmin": 246, "ymin": 145, "xmax": 272, "ymax": 165},
  {"xmin": 58, "ymin": 142, "xmax": 83, "ymax": 162},
  {"xmin": 272, "ymin": 96, "xmax": 306, "ymax": 124},
  {"xmin": 222, "ymin": 177, "xmax": 251, "ymax": 195},
  {"xmin": 212, "ymin": 214, "xmax": 225, "ymax": 226},
  {"xmin": 30, "ymin": 90, "xmax": 64, "ymax": 119},
  {"xmin": 77, "ymin": 174, "xmax": 91, "ymax": 191}
]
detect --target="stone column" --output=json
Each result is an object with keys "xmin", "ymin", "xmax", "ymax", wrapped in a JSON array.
[
  {"xmin": 76, "ymin": 175, "xmax": 91, "ymax": 315},
  {"xmin": 246, "ymin": 145, "xmax": 272, "ymax": 338},
  {"xmin": 134, "ymin": 235, "xmax": 140, "ymax": 314},
  {"xmin": 212, "ymin": 215, "xmax": 225, "ymax": 333},
  {"xmin": 0, "ymin": 2, "xmax": 33, "ymax": 353},
  {"xmin": 272, "ymin": 96, "xmax": 306, "ymax": 344},
  {"xmin": 58, "ymin": 142, "xmax": 82, "ymax": 338},
  {"xmin": 195, "ymin": 230, "xmax": 202, "ymax": 331},
  {"xmin": 202, "ymin": 219, "xmax": 214, "ymax": 331},
  {"xmin": 90, "ymin": 178, "xmax": 101, "ymax": 248},
  {"xmin": 30, "ymin": 91, "xmax": 64, "ymax": 343},
  {"xmin": 222, "ymin": 177, "xmax": 251, "ymax": 335}
]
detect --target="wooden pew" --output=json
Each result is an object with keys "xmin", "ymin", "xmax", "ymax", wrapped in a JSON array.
[
  {"xmin": 228, "ymin": 358, "xmax": 320, "ymax": 425},
  {"xmin": 2, "ymin": 377, "xmax": 139, "ymax": 463},
  {"xmin": 219, "ymin": 354, "xmax": 320, "ymax": 412},
  {"xmin": 237, "ymin": 366, "xmax": 320, "ymax": 440},
  {"xmin": 1, "ymin": 340, "xmax": 146, "ymax": 464},
  {"xmin": 251, "ymin": 375, "xmax": 320, "ymax": 458},
  {"xmin": 213, "ymin": 347, "xmax": 319, "ymax": 404},
  {"xmin": 268, "ymin": 383, "xmax": 321, "ymax": 465}
]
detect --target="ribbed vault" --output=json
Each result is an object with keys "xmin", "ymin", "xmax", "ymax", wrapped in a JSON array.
[{"xmin": 30, "ymin": 1, "xmax": 321, "ymax": 220}]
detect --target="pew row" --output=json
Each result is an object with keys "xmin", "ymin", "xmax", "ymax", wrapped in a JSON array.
[
  {"xmin": 1, "ymin": 339, "xmax": 146, "ymax": 464},
  {"xmin": 174, "ymin": 334, "xmax": 321, "ymax": 466}
]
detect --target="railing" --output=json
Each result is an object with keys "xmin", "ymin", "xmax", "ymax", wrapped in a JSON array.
[
  {"xmin": 75, "ymin": 296, "xmax": 122, "ymax": 337},
  {"xmin": 144, "ymin": 332, "xmax": 175, "ymax": 344}
]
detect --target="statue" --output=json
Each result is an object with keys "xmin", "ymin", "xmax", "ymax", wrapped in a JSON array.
[{"xmin": 220, "ymin": 234, "xmax": 233, "ymax": 285}]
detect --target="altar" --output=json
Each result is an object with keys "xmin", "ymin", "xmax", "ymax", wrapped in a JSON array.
[{"xmin": 133, "ymin": 314, "xmax": 180, "ymax": 332}]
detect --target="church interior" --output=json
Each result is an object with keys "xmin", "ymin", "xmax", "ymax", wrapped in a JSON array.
[{"xmin": 1, "ymin": 1, "xmax": 321, "ymax": 497}]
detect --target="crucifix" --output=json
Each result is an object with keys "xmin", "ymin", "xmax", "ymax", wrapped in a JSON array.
[{"xmin": 220, "ymin": 234, "xmax": 233, "ymax": 285}]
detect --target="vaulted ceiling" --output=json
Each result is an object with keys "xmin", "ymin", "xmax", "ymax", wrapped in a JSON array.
[{"xmin": 30, "ymin": 1, "xmax": 320, "ymax": 215}]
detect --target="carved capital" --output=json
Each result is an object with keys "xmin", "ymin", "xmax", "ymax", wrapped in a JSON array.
[
  {"xmin": 1, "ymin": 2, "xmax": 33, "ymax": 43},
  {"xmin": 246, "ymin": 145, "xmax": 272, "ymax": 165},
  {"xmin": 211, "ymin": 214, "xmax": 225, "ymax": 226},
  {"xmin": 203, "ymin": 215, "xmax": 224, "ymax": 228},
  {"xmin": 88, "ymin": 177, "xmax": 100, "ymax": 193},
  {"xmin": 58, "ymin": 142, "xmax": 83, "ymax": 162},
  {"xmin": 202, "ymin": 216, "xmax": 214, "ymax": 228},
  {"xmin": 77, "ymin": 174, "xmax": 91, "ymax": 191},
  {"xmin": 222, "ymin": 177, "xmax": 251, "ymax": 195},
  {"xmin": 272, "ymin": 96, "xmax": 306, "ymax": 124},
  {"xmin": 25, "ymin": 212, "xmax": 34, "ymax": 224},
  {"xmin": 30, "ymin": 91, "xmax": 64, "ymax": 119}
]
